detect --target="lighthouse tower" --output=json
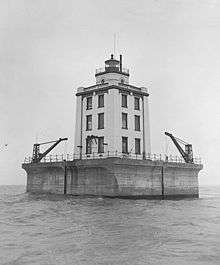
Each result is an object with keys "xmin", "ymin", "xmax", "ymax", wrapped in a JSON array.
[
  {"xmin": 74, "ymin": 54, "xmax": 151, "ymax": 158},
  {"xmin": 23, "ymin": 53, "xmax": 202, "ymax": 198}
]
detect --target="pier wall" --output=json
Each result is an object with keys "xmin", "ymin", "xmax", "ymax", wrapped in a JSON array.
[{"xmin": 22, "ymin": 158, "xmax": 202, "ymax": 198}]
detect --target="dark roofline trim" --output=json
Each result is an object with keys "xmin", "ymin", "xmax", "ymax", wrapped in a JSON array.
[
  {"xmin": 76, "ymin": 85, "xmax": 149, "ymax": 97},
  {"xmin": 118, "ymin": 83, "xmax": 142, "ymax": 91},
  {"xmin": 84, "ymin": 83, "xmax": 109, "ymax": 90},
  {"xmin": 95, "ymin": 71, "xmax": 129, "ymax": 77}
]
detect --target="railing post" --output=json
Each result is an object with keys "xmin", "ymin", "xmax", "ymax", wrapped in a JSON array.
[
  {"xmin": 63, "ymin": 159, "xmax": 67, "ymax": 195},
  {"xmin": 108, "ymin": 151, "xmax": 109, "ymax": 157}
]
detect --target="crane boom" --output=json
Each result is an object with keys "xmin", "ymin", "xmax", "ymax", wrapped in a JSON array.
[
  {"xmin": 32, "ymin": 137, "xmax": 68, "ymax": 163},
  {"xmin": 165, "ymin": 132, "xmax": 193, "ymax": 163}
]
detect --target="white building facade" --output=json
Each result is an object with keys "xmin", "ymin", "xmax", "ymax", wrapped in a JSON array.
[{"xmin": 74, "ymin": 54, "xmax": 151, "ymax": 159}]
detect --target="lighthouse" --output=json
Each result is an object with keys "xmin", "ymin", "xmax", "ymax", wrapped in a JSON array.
[
  {"xmin": 74, "ymin": 54, "xmax": 151, "ymax": 158},
  {"xmin": 23, "ymin": 53, "xmax": 202, "ymax": 198}
]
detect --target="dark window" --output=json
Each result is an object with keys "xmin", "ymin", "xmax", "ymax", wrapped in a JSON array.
[
  {"xmin": 135, "ymin": 138, "xmax": 141, "ymax": 154},
  {"xmin": 86, "ymin": 115, "xmax": 92, "ymax": 131},
  {"xmin": 86, "ymin": 138, "xmax": 92, "ymax": 154},
  {"xmin": 134, "ymin": 97, "xmax": 140, "ymax": 110},
  {"xmin": 86, "ymin": 97, "xmax": 92, "ymax": 110},
  {"xmin": 98, "ymin": 137, "xmax": 104, "ymax": 153},
  {"xmin": 122, "ymin": 113, "xmax": 128, "ymax": 129},
  {"xmin": 122, "ymin": 137, "xmax": 128, "ymax": 154},
  {"xmin": 121, "ymin": 78, "xmax": 124, "ymax": 84},
  {"xmin": 121, "ymin": 94, "xmax": 127, "ymax": 108},
  {"xmin": 98, "ymin": 113, "xmax": 104, "ymax": 129},
  {"xmin": 98, "ymin": 94, "xmax": 104, "ymax": 108},
  {"xmin": 101, "ymin": 79, "xmax": 105, "ymax": 84},
  {"xmin": 135, "ymin": 115, "xmax": 140, "ymax": 131}
]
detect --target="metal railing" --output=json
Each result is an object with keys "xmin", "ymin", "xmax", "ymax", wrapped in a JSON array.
[
  {"xmin": 23, "ymin": 151, "xmax": 202, "ymax": 165},
  {"xmin": 95, "ymin": 67, "xmax": 129, "ymax": 75}
]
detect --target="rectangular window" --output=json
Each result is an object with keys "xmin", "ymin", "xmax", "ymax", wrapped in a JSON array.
[
  {"xmin": 122, "ymin": 137, "xmax": 128, "ymax": 154},
  {"xmin": 98, "ymin": 137, "xmax": 104, "ymax": 153},
  {"xmin": 98, "ymin": 113, "xmax": 104, "ymax": 129},
  {"xmin": 86, "ymin": 138, "xmax": 92, "ymax": 154},
  {"xmin": 135, "ymin": 138, "xmax": 141, "ymax": 154},
  {"xmin": 122, "ymin": 113, "xmax": 128, "ymax": 129},
  {"xmin": 86, "ymin": 97, "xmax": 92, "ymax": 110},
  {"xmin": 135, "ymin": 115, "xmax": 140, "ymax": 131},
  {"xmin": 121, "ymin": 94, "xmax": 127, "ymax": 108},
  {"xmin": 134, "ymin": 97, "xmax": 140, "ymax": 110},
  {"xmin": 98, "ymin": 94, "xmax": 104, "ymax": 108},
  {"xmin": 86, "ymin": 115, "xmax": 92, "ymax": 131}
]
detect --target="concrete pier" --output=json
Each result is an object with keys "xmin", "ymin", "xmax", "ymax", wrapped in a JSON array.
[{"xmin": 22, "ymin": 158, "xmax": 203, "ymax": 198}]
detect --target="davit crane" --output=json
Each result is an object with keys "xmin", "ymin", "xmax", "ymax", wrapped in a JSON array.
[
  {"xmin": 165, "ymin": 132, "xmax": 193, "ymax": 163},
  {"xmin": 32, "ymin": 138, "xmax": 68, "ymax": 163}
]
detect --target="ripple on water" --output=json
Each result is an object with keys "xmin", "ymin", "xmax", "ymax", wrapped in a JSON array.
[{"xmin": 0, "ymin": 185, "xmax": 220, "ymax": 265}]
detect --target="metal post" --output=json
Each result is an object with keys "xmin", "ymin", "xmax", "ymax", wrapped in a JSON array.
[
  {"xmin": 63, "ymin": 159, "xmax": 67, "ymax": 195},
  {"xmin": 161, "ymin": 165, "xmax": 165, "ymax": 200}
]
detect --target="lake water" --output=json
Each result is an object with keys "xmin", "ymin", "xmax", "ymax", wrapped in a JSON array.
[{"xmin": 0, "ymin": 185, "xmax": 219, "ymax": 265}]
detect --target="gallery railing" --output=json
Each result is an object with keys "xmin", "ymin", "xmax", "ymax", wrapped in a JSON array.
[{"xmin": 23, "ymin": 151, "xmax": 202, "ymax": 165}]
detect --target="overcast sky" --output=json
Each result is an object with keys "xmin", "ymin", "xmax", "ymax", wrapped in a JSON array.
[{"xmin": 0, "ymin": 0, "xmax": 219, "ymax": 185}]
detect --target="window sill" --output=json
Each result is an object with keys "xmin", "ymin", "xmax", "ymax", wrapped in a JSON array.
[{"xmin": 122, "ymin": 127, "xmax": 128, "ymax": 130}]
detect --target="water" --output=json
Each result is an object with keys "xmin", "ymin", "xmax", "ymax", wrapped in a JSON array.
[{"xmin": 0, "ymin": 186, "xmax": 219, "ymax": 265}]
